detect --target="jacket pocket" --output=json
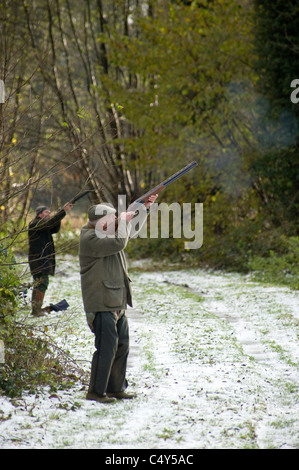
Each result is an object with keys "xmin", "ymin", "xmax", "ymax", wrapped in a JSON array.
[{"xmin": 102, "ymin": 280, "xmax": 125, "ymax": 308}]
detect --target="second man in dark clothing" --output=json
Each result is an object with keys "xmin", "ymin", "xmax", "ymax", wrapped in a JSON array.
[{"xmin": 28, "ymin": 202, "xmax": 73, "ymax": 316}]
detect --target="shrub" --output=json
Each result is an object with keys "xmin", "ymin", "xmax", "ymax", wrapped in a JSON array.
[
  {"xmin": 0, "ymin": 323, "xmax": 85, "ymax": 398},
  {"xmin": 249, "ymin": 236, "xmax": 299, "ymax": 289},
  {"xmin": 0, "ymin": 235, "xmax": 86, "ymax": 398}
]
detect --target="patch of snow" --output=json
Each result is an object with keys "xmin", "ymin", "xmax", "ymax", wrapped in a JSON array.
[{"xmin": 0, "ymin": 257, "xmax": 298, "ymax": 449}]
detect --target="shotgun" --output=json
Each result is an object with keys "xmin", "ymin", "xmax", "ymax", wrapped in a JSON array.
[
  {"xmin": 127, "ymin": 160, "xmax": 198, "ymax": 212},
  {"xmin": 96, "ymin": 161, "xmax": 198, "ymax": 234},
  {"xmin": 69, "ymin": 189, "xmax": 94, "ymax": 204}
]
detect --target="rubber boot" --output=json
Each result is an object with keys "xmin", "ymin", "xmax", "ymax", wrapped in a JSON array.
[{"xmin": 31, "ymin": 289, "xmax": 45, "ymax": 317}]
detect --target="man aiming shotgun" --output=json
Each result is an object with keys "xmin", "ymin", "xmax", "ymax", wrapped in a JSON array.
[
  {"xmin": 79, "ymin": 161, "xmax": 197, "ymax": 404},
  {"xmin": 127, "ymin": 160, "xmax": 198, "ymax": 212},
  {"xmin": 28, "ymin": 190, "xmax": 92, "ymax": 317},
  {"xmin": 94, "ymin": 160, "xmax": 199, "ymax": 237}
]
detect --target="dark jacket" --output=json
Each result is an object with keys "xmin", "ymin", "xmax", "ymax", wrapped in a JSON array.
[{"xmin": 28, "ymin": 209, "xmax": 66, "ymax": 276}]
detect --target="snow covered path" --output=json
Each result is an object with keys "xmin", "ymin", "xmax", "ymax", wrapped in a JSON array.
[{"xmin": 0, "ymin": 257, "xmax": 298, "ymax": 449}]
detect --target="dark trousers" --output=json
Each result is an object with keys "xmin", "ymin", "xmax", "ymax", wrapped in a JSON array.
[{"xmin": 88, "ymin": 311, "xmax": 129, "ymax": 396}]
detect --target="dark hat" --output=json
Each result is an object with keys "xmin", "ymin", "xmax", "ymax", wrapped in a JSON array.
[
  {"xmin": 88, "ymin": 204, "xmax": 116, "ymax": 221},
  {"xmin": 36, "ymin": 205, "xmax": 49, "ymax": 216}
]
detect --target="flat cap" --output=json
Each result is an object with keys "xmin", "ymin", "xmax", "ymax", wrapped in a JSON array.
[
  {"xmin": 36, "ymin": 205, "xmax": 49, "ymax": 216},
  {"xmin": 88, "ymin": 203, "xmax": 116, "ymax": 221}
]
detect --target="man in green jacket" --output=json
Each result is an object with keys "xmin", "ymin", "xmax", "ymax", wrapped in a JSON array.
[{"xmin": 79, "ymin": 196, "xmax": 157, "ymax": 404}]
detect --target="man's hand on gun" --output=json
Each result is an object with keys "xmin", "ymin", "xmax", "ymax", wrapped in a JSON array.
[
  {"xmin": 144, "ymin": 194, "xmax": 158, "ymax": 208},
  {"xmin": 63, "ymin": 202, "xmax": 74, "ymax": 212},
  {"xmin": 120, "ymin": 193, "xmax": 158, "ymax": 222}
]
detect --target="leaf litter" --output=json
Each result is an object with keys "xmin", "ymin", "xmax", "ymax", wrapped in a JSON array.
[{"xmin": 0, "ymin": 255, "xmax": 298, "ymax": 449}]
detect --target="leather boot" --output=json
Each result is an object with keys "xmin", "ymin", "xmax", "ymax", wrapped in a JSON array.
[{"xmin": 31, "ymin": 289, "xmax": 45, "ymax": 317}]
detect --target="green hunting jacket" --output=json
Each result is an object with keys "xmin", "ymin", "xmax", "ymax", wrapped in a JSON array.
[{"xmin": 79, "ymin": 206, "xmax": 148, "ymax": 316}]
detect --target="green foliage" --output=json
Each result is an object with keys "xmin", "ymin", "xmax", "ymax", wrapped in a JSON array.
[
  {"xmin": 247, "ymin": 104, "xmax": 299, "ymax": 226},
  {"xmin": 0, "ymin": 235, "xmax": 84, "ymax": 399},
  {"xmin": 253, "ymin": 0, "xmax": 299, "ymax": 118},
  {"xmin": 105, "ymin": 0, "xmax": 254, "ymax": 166},
  {"xmin": 0, "ymin": 239, "xmax": 20, "ymax": 317},
  {"xmin": 1, "ymin": 0, "xmax": 298, "ymax": 290},
  {"xmin": 0, "ymin": 324, "xmax": 81, "ymax": 398},
  {"xmin": 250, "ymin": 1, "xmax": 299, "ymax": 229},
  {"xmin": 249, "ymin": 236, "xmax": 299, "ymax": 290}
]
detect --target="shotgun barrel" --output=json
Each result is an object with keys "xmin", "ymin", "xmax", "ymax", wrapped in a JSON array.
[
  {"xmin": 70, "ymin": 190, "xmax": 94, "ymax": 204},
  {"xmin": 128, "ymin": 160, "xmax": 198, "ymax": 211}
]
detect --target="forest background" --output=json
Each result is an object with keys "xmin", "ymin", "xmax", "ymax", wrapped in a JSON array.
[
  {"xmin": 1, "ymin": 0, "xmax": 299, "ymax": 293},
  {"xmin": 0, "ymin": 0, "xmax": 298, "ymax": 394}
]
